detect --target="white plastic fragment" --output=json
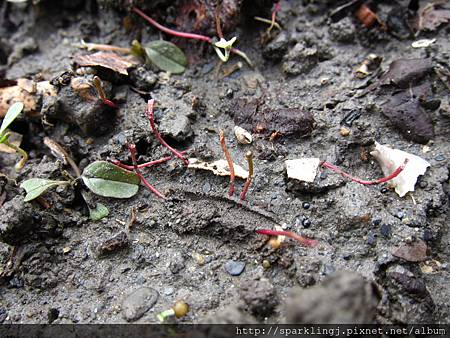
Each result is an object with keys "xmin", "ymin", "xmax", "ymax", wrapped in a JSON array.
[
  {"xmin": 285, "ymin": 158, "xmax": 321, "ymax": 183},
  {"xmin": 412, "ymin": 38, "xmax": 436, "ymax": 48},
  {"xmin": 188, "ymin": 158, "xmax": 248, "ymax": 179},
  {"xmin": 370, "ymin": 142, "xmax": 430, "ymax": 197},
  {"xmin": 234, "ymin": 126, "xmax": 253, "ymax": 144}
]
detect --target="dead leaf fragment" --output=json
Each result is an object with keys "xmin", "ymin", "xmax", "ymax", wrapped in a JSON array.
[
  {"xmin": 409, "ymin": 1, "xmax": 450, "ymax": 32},
  {"xmin": 285, "ymin": 158, "xmax": 320, "ymax": 183},
  {"xmin": 74, "ymin": 52, "xmax": 140, "ymax": 76},
  {"xmin": 379, "ymin": 58, "xmax": 432, "ymax": 89},
  {"xmin": 392, "ymin": 240, "xmax": 428, "ymax": 262},
  {"xmin": 188, "ymin": 158, "xmax": 248, "ymax": 179}
]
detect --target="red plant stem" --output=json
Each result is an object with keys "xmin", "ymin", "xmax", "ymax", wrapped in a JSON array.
[
  {"xmin": 219, "ymin": 130, "xmax": 235, "ymax": 196},
  {"xmin": 272, "ymin": 1, "xmax": 281, "ymax": 23},
  {"xmin": 111, "ymin": 151, "xmax": 188, "ymax": 170},
  {"xmin": 320, "ymin": 159, "xmax": 409, "ymax": 185},
  {"xmin": 93, "ymin": 76, "xmax": 117, "ymax": 108},
  {"xmin": 127, "ymin": 144, "xmax": 165, "ymax": 199},
  {"xmin": 146, "ymin": 99, "xmax": 189, "ymax": 166},
  {"xmin": 132, "ymin": 7, "xmax": 212, "ymax": 43},
  {"xmin": 256, "ymin": 229, "xmax": 318, "ymax": 248}
]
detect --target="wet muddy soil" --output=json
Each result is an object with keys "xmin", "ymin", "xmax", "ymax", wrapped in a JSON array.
[{"xmin": 0, "ymin": 0, "xmax": 449, "ymax": 324}]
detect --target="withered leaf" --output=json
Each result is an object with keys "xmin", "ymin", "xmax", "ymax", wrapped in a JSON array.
[
  {"xmin": 392, "ymin": 240, "xmax": 428, "ymax": 262},
  {"xmin": 74, "ymin": 52, "xmax": 139, "ymax": 76},
  {"xmin": 378, "ymin": 58, "xmax": 432, "ymax": 89},
  {"xmin": 381, "ymin": 83, "xmax": 434, "ymax": 144},
  {"xmin": 409, "ymin": 1, "xmax": 450, "ymax": 32}
]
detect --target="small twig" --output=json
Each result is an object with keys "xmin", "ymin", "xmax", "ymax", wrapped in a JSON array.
[
  {"xmin": 132, "ymin": 6, "xmax": 253, "ymax": 67},
  {"xmin": 77, "ymin": 40, "xmax": 132, "ymax": 54},
  {"xmin": 219, "ymin": 130, "xmax": 235, "ymax": 196},
  {"xmin": 256, "ymin": 229, "xmax": 318, "ymax": 247},
  {"xmin": 126, "ymin": 207, "xmax": 137, "ymax": 231},
  {"xmin": 215, "ymin": 4, "xmax": 224, "ymax": 39},
  {"xmin": 240, "ymin": 151, "xmax": 254, "ymax": 201},
  {"xmin": 320, "ymin": 159, "xmax": 409, "ymax": 185},
  {"xmin": 92, "ymin": 76, "xmax": 117, "ymax": 108},
  {"xmin": 146, "ymin": 99, "xmax": 189, "ymax": 166},
  {"xmin": 128, "ymin": 144, "xmax": 165, "ymax": 199},
  {"xmin": 110, "ymin": 151, "xmax": 187, "ymax": 170},
  {"xmin": 44, "ymin": 137, "xmax": 81, "ymax": 177}
]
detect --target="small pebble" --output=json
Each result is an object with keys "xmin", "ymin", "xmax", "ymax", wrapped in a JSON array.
[
  {"xmin": 302, "ymin": 219, "xmax": 312, "ymax": 228},
  {"xmin": 396, "ymin": 211, "xmax": 405, "ymax": 220},
  {"xmin": 302, "ymin": 202, "xmax": 311, "ymax": 210},
  {"xmin": 372, "ymin": 218, "xmax": 382, "ymax": 226},
  {"xmin": 202, "ymin": 182, "xmax": 211, "ymax": 193},
  {"xmin": 262, "ymin": 260, "xmax": 271, "ymax": 269},
  {"xmin": 340, "ymin": 126, "xmax": 350, "ymax": 136},
  {"xmin": 380, "ymin": 187, "xmax": 388, "ymax": 194},
  {"xmin": 319, "ymin": 172, "xmax": 328, "ymax": 180},
  {"xmin": 224, "ymin": 260, "xmax": 246, "ymax": 276},
  {"xmin": 380, "ymin": 224, "xmax": 392, "ymax": 238},
  {"xmin": 367, "ymin": 232, "xmax": 376, "ymax": 246},
  {"xmin": 163, "ymin": 287, "xmax": 174, "ymax": 296},
  {"xmin": 434, "ymin": 154, "xmax": 445, "ymax": 161}
]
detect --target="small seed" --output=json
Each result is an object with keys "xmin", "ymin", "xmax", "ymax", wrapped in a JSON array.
[
  {"xmin": 268, "ymin": 237, "xmax": 281, "ymax": 249},
  {"xmin": 173, "ymin": 301, "xmax": 189, "ymax": 318},
  {"xmin": 262, "ymin": 260, "xmax": 271, "ymax": 269},
  {"xmin": 234, "ymin": 126, "xmax": 253, "ymax": 144}
]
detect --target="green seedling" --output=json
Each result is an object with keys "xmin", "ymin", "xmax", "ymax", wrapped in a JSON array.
[
  {"xmin": 157, "ymin": 301, "xmax": 189, "ymax": 322},
  {"xmin": 0, "ymin": 102, "xmax": 29, "ymax": 171}
]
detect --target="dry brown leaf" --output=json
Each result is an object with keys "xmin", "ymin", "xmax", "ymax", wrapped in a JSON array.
[
  {"xmin": 410, "ymin": 1, "xmax": 450, "ymax": 32},
  {"xmin": 74, "ymin": 52, "xmax": 140, "ymax": 76}
]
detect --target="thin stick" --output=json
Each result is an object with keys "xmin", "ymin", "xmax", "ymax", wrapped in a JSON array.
[
  {"xmin": 44, "ymin": 137, "xmax": 81, "ymax": 177},
  {"xmin": 215, "ymin": 4, "xmax": 224, "ymax": 39},
  {"xmin": 320, "ymin": 159, "xmax": 408, "ymax": 185},
  {"xmin": 132, "ymin": 6, "xmax": 253, "ymax": 67},
  {"xmin": 254, "ymin": 16, "xmax": 281, "ymax": 31},
  {"xmin": 78, "ymin": 40, "xmax": 132, "ymax": 54},
  {"xmin": 110, "ymin": 151, "xmax": 187, "ymax": 170},
  {"xmin": 256, "ymin": 229, "xmax": 318, "ymax": 247},
  {"xmin": 219, "ymin": 130, "xmax": 235, "ymax": 196},
  {"xmin": 93, "ymin": 76, "xmax": 117, "ymax": 108},
  {"xmin": 146, "ymin": 99, "xmax": 189, "ymax": 166},
  {"xmin": 128, "ymin": 144, "xmax": 165, "ymax": 199},
  {"xmin": 240, "ymin": 151, "xmax": 254, "ymax": 201}
]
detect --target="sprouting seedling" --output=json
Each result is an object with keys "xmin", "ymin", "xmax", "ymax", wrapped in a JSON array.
[
  {"xmin": 146, "ymin": 99, "xmax": 189, "ymax": 166},
  {"xmin": 157, "ymin": 301, "xmax": 189, "ymax": 322},
  {"xmin": 256, "ymin": 229, "xmax": 318, "ymax": 248},
  {"xmin": 131, "ymin": 7, "xmax": 253, "ymax": 67},
  {"xmin": 239, "ymin": 151, "xmax": 254, "ymax": 201},
  {"xmin": 219, "ymin": 129, "xmax": 235, "ymax": 196},
  {"xmin": 254, "ymin": 0, "xmax": 282, "ymax": 34},
  {"xmin": 0, "ymin": 102, "xmax": 28, "ymax": 171},
  {"xmin": 92, "ymin": 76, "xmax": 117, "ymax": 108}
]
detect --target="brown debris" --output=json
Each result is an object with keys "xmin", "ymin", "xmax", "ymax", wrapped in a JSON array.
[
  {"xmin": 378, "ymin": 58, "xmax": 433, "ymax": 89},
  {"xmin": 74, "ymin": 52, "xmax": 140, "ymax": 76},
  {"xmin": 0, "ymin": 79, "xmax": 57, "ymax": 117},
  {"xmin": 392, "ymin": 240, "xmax": 428, "ymax": 262}
]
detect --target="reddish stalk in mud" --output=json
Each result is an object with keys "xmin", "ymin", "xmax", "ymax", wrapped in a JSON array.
[
  {"xmin": 240, "ymin": 151, "xmax": 254, "ymax": 201},
  {"xmin": 146, "ymin": 99, "xmax": 189, "ymax": 166},
  {"xmin": 320, "ymin": 159, "xmax": 409, "ymax": 185},
  {"xmin": 111, "ymin": 151, "xmax": 187, "ymax": 171},
  {"xmin": 219, "ymin": 130, "xmax": 235, "ymax": 196},
  {"xmin": 270, "ymin": 0, "xmax": 282, "ymax": 32},
  {"xmin": 131, "ymin": 7, "xmax": 252, "ymax": 66},
  {"xmin": 256, "ymin": 229, "xmax": 318, "ymax": 248},
  {"xmin": 92, "ymin": 76, "xmax": 117, "ymax": 108},
  {"xmin": 127, "ymin": 143, "xmax": 165, "ymax": 199}
]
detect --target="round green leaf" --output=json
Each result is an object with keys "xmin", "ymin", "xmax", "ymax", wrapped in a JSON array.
[
  {"xmin": 90, "ymin": 203, "xmax": 109, "ymax": 221},
  {"xmin": 144, "ymin": 40, "xmax": 187, "ymax": 74},
  {"xmin": 81, "ymin": 161, "xmax": 140, "ymax": 199},
  {"xmin": 20, "ymin": 178, "xmax": 68, "ymax": 202}
]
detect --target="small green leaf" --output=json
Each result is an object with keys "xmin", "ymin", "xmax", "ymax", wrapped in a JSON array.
[
  {"xmin": 20, "ymin": 178, "xmax": 68, "ymax": 202},
  {"xmin": 130, "ymin": 40, "xmax": 145, "ymax": 58},
  {"xmin": 90, "ymin": 203, "xmax": 109, "ymax": 221},
  {"xmin": 0, "ymin": 102, "xmax": 24, "ymax": 137},
  {"xmin": 144, "ymin": 40, "xmax": 187, "ymax": 74},
  {"xmin": 81, "ymin": 161, "xmax": 140, "ymax": 199}
]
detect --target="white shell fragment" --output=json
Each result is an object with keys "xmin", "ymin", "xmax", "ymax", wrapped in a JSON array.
[
  {"xmin": 234, "ymin": 126, "xmax": 253, "ymax": 144},
  {"xmin": 370, "ymin": 142, "xmax": 430, "ymax": 197},
  {"xmin": 412, "ymin": 38, "xmax": 436, "ymax": 49},
  {"xmin": 188, "ymin": 158, "xmax": 248, "ymax": 179},
  {"xmin": 285, "ymin": 158, "xmax": 321, "ymax": 183}
]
